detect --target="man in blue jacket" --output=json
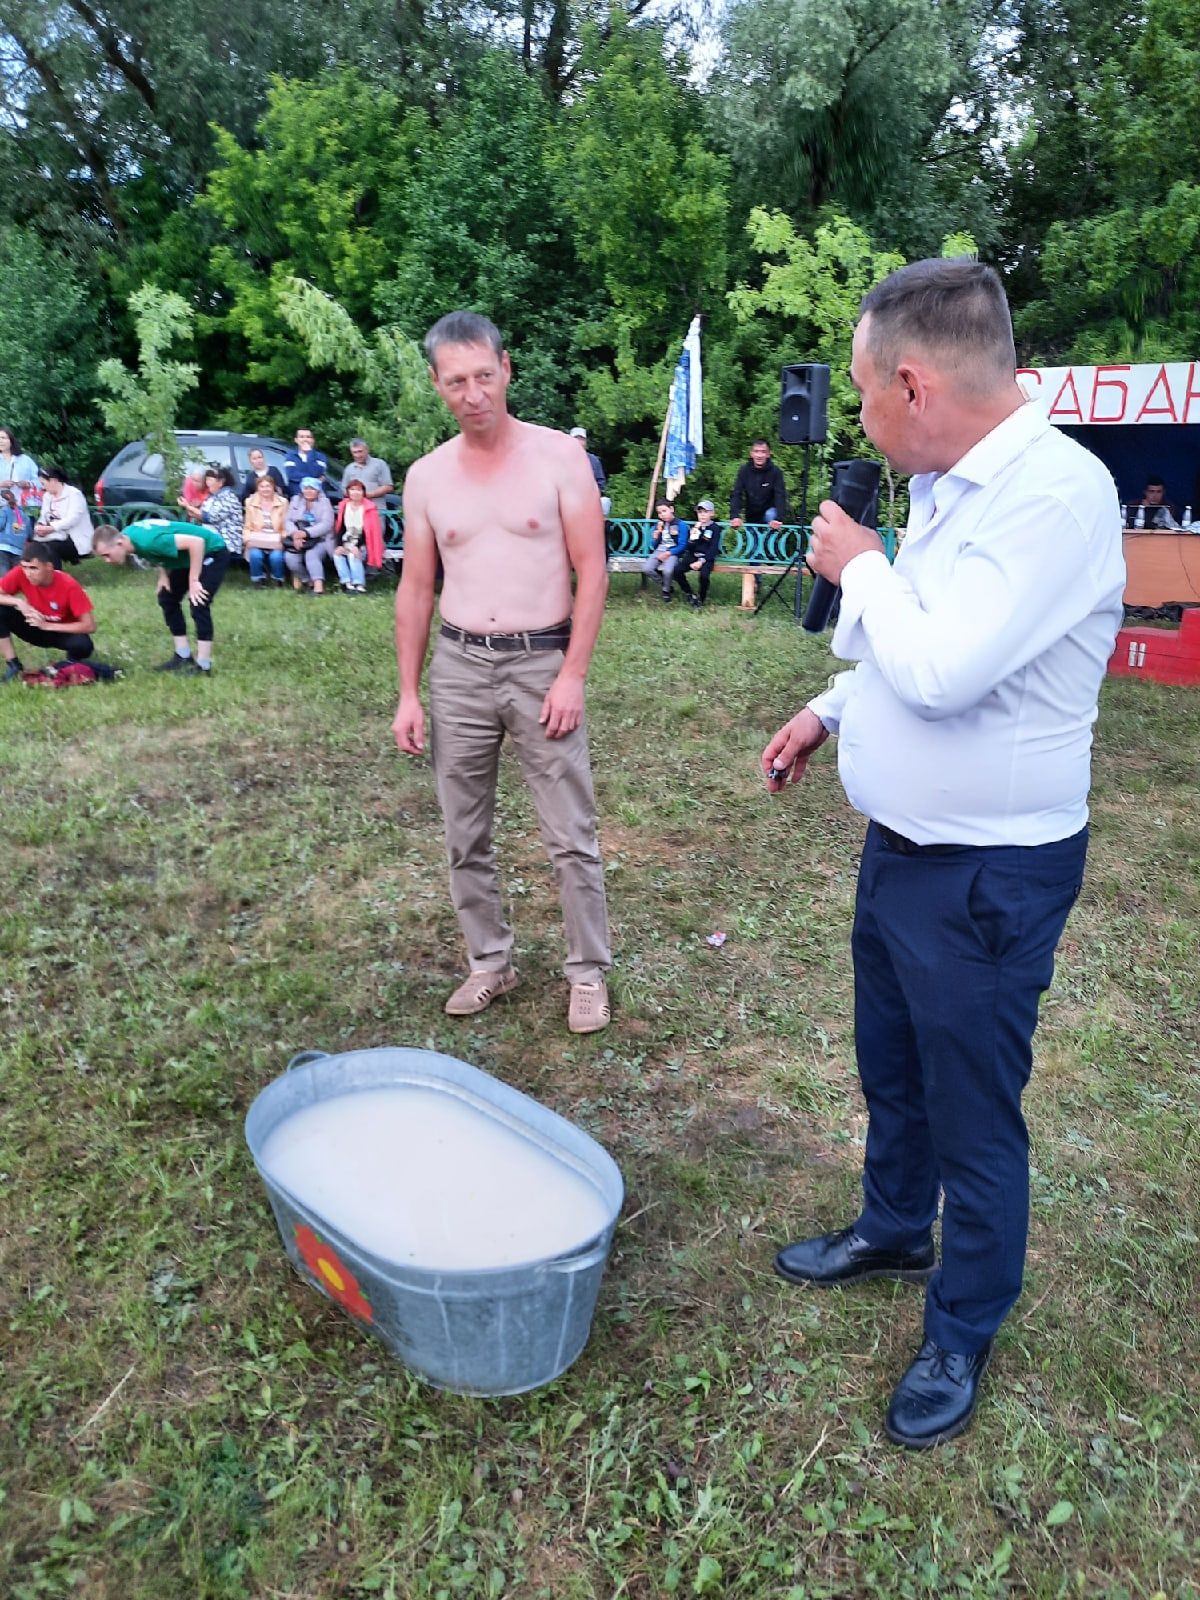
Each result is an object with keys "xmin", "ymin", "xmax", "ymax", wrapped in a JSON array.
[
  {"xmin": 283, "ymin": 428, "xmax": 330, "ymax": 498},
  {"xmin": 640, "ymin": 500, "xmax": 689, "ymax": 601}
]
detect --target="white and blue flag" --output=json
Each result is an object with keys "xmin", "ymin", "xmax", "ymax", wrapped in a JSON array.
[{"xmin": 664, "ymin": 315, "xmax": 703, "ymax": 499}]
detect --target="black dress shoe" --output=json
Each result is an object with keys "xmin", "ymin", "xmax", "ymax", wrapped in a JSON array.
[
  {"xmin": 774, "ymin": 1226, "xmax": 936, "ymax": 1287},
  {"xmin": 885, "ymin": 1339, "xmax": 992, "ymax": 1449}
]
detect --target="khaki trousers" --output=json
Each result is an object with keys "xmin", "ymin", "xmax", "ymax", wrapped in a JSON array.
[{"xmin": 428, "ymin": 635, "xmax": 611, "ymax": 984}]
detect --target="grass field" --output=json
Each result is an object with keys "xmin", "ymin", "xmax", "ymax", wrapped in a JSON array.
[{"xmin": 1, "ymin": 563, "xmax": 1198, "ymax": 1599}]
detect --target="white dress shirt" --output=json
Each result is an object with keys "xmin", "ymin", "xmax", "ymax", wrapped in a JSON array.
[{"xmin": 809, "ymin": 401, "xmax": 1126, "ymax": 846}]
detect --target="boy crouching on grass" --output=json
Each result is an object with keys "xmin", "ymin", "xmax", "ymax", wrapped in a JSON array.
[
  {"xmin": 94, "ymin": 519, "xmax": 229, "ymax": 674},
  {"xmin": 0, "ymin": 541, "xmax": 97, "ymax": 681}
]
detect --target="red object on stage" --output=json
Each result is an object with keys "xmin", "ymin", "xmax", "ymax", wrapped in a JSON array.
[{"xmin": 1108, "ymin": 607, "xmax": 1200, "ymax": 686}]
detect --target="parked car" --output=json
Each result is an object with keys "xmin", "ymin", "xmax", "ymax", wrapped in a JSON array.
[{"xmin": 93, "ymin": 431, "xmax": 344, "ymax": 509}]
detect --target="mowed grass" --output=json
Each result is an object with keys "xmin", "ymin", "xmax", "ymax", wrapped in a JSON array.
[{"xmin": 1, "ymin": 561, "xmax": 1197, "ymax": 1600}]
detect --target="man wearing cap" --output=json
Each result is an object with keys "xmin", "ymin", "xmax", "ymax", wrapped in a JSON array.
[
  {"xmin": 675, "ymin": 499, "xmax": 722, "ymax": 608},
  {"xmin": 284, "ymin": 478, "xmax": 336, "ymax": 593},
  {"xmin": 393, "ymin": 311, "xmax": 612, "ymax": 1035},
  {"xmin": 570, "ymin": 427, "xmax": 610, "ymax": 517}
]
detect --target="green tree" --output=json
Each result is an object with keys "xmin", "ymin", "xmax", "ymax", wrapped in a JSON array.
[
  {"xmin": 1012, "ymin": 0, "xmax": 1200, "ymax": 360},
  {"xmin": 996, "ymin": 0, "xmax": 1141, "ymax": 302},
  {"xmin": 195, "ymin": 72, "xmax": 426, "ymax": 428},
  {"xmin": 727, "ymin": 208, "xmax": 906, "ymax": 505},
  {"xmin": 276, "ymin": 277, "xmax": 453, "ymax": 472},
  {"xmin": 714, "ymin": 0, "xmax": 1001, "ymax": 257},
  {"xmin": 557, "ymin": 16, "xmax": 730, "ymax": 357},
  {"xmin": 95, "ymin": 285, "xmax": 199, "ymax": 499},
  {"xmin": 0, "ymin": 0, "xmax": 318, "ymax": 236},
  {"xmin": 372, "ymin": 50, "xmax": 593, "ymax": 427},
  {"xmin": 549, "ymin": 15, "xmax": 731, "ymax": 500},
  {"xmin": 0, "ymin": 228, "xmax": 105, "ymax": 471}
]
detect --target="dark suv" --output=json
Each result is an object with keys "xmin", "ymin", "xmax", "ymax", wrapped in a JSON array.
[{"xmin": 94, "ymin": 430, "xmax": 343, "ymax": 508}]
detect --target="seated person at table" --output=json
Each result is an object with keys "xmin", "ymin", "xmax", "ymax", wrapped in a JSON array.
[
  {"xmin": 0, "ymin": 541, "xmax": 96, "ymax": 680},
  {"xmin": 284, "ymin": 477, "xmax": 335, "ymax": 593},
  {"xmin": 674, "ymin": 499, "xmax": 722, "ymax": 608},
  {"xmin": 242, "ymin": 475, "xmax": 288, "ymax": 585},
  {"xmin": 640, "ymin": 500, "xmax": 689, "ymax": 601},
  {"xmin": 1127, "ymin": 477, "xmax": 1180, "ymax": 529}
]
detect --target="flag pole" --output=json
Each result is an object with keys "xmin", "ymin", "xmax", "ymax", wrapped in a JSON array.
[{"xmin": 645, "ymin": 382, "xmax": 675, "ymax": 519}]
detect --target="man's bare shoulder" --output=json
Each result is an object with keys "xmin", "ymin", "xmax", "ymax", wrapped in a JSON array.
[
  {"xmin": 517, "ymin": 421, "xmax": 580, "ymax": 463},
  {"xmin": 407, "ymin": 436, "xmax": 461, "ymax": 485}
]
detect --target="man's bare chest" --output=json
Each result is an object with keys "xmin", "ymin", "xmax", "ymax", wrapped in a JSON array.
[{"xmin": 427, "ymin": 475, "xmax": 562, "ymax": 550}]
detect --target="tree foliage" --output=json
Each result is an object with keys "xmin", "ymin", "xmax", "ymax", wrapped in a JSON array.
[
  {"xmin": 3, "ymin": 0, "xmax": 1197, "ymax": 499},
  {"xmin": 0, "ymin": 228, "xmax": 104, "ymax": 465},
  {"xmin": 276, "ymin": 277, "xmax": 453, "ymax": 471},
  {"xmin": 95, "ymin": 286, "xmax": 199, "ymax": 498},
  {"xmin": 1011, "ymin": 0, "xmax": 1200, "ymax": 359},
  {"xmin": 715, "ymin": 0, "xmax": 999, "ymax": 256}
]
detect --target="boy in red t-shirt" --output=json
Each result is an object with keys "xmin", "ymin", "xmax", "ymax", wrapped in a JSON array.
[{"xmin": 0, "ymin": 540, "xmax": 97, "ymax": 680}]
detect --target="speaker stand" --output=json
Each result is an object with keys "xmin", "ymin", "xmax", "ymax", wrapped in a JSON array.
[{"xmin": 754, "ymin": 442, "xmax": 811, "ymax": 618}]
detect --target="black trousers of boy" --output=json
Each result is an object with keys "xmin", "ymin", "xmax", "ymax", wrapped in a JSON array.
[
  {"xmin": 157, "ymin": 549, "xmax": 230, "ymax": 642},
  {"xmin": 0, "ymin": 612, "xmax": 94, "ymax": 659},
  {"xmin": 675, "ymin": 558, "xmax": 715, "ymax": 605}
]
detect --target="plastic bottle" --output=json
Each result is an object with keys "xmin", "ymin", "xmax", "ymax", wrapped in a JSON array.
[
  {"xmin": 1134, "ymin": 504, "xmax": 1145, "ymax": 529},
  {"xmin": 1183, "ymin": 504, "xmax": 1192, "ymax": 530}
]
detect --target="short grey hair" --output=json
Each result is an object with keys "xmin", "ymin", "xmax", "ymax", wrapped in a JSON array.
[
  {"xmin": 349, "ymin": 436, "xmax": 368, "ymax": 448},
  {"xmin": 859, "ymin": 258, "xmax": 1016, "ymax": 394},
  {"xmin": 424, "ymin": 311, "xmax": 504, "ymax": 369}
]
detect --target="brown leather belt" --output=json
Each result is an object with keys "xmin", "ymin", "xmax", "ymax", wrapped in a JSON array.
[{"xmin": 440, "ymin": 621, "xmax": 572, "ymax": 652}]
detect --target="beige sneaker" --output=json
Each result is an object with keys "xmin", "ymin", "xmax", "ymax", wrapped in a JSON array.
[
  {"xmin": 568, "ymin": 979, "xmax": 611, "ymax": 1034},
  {"xmin": 444, "ymin": 967, "xmax": 519, "ymax": 1016}
]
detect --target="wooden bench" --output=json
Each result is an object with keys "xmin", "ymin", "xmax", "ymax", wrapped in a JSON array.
[{"xmin": 606, "ymin": 519, "xmax": 805, "ymax": 609}]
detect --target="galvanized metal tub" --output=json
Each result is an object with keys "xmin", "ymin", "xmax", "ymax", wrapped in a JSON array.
[{"xmin": 244, "ymin": 1047, "xmax": 624, "ymax": 1396}]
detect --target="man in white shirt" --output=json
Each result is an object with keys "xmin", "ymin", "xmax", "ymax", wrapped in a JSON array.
[{"xmin": 763, "ymin": 258, "xmax": 1125, "ymax": 1449}]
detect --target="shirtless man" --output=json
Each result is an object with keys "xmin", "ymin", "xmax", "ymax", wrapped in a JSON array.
[{"xmin": 392, "ymin": 311, "xmax": 612, "ymax": 1033}]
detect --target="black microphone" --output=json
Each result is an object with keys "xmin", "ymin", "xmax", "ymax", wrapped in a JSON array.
[{"xmin": 801, "ymin": 458, "xmax": 883, "ymax": 633}]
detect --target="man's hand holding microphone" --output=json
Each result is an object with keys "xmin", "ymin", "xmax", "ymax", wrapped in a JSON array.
[
  {"xmin": 805, "ymin": 498, "xmax": 885, "ymax": 589},
  {"xmin": 762, "ymin": 456, "xmax": 883, "ymax": 792}
]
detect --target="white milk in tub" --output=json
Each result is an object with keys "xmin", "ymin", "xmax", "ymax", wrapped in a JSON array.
[{"xmin": 260, "ymin": 1086, "xmax": 610, "ymax": 1270}]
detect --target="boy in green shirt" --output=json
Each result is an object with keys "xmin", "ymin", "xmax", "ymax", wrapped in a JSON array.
[{"xmin": 94, "ymin": 519, "xmax": 231, "ymax": 673}]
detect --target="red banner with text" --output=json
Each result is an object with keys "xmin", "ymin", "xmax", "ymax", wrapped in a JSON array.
[{"xmin": 1017, "ymin": 363, "xmax": 1200, "ymax": 425}]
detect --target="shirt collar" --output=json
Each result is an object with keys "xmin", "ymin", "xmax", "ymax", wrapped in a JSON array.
[{"xmin": 940, "ymin": 399, "xmax": 1049, "ymax": 488}]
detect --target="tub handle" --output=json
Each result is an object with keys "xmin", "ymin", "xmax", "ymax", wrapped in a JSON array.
[
  {"xmin": 286, "ymin": 1050, "xmax": 331, "ymax": 1072},
  {"xmin": 544, "ymin": 1234, "xmax": 610, "ymax": 1275}
]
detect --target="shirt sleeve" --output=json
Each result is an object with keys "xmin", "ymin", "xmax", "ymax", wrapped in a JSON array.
[
  {"xmin": 807, "ymin": 670, "xmax": 856, "ymax": 734},
  {"xmin": 64, "ymin": 578, "xmax": 93, "ymax": 621},
  {"xmin": 831, "ymin": 495, "xmax": 1110, "ymax": 721}
]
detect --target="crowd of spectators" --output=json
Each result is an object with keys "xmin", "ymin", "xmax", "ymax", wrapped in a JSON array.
[{"xmin": 0, "ymin": 420, "xmax": 839, "ymax": 677}]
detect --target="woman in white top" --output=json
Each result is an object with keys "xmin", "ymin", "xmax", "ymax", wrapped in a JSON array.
[
  {"xmin": 0, "ymin": 427, "xmax": 40, "ymax": 512},
  {"xmin": 34, "ymin": 465, "xmax": 94, "ymax": 565},
  {"xmin": 332, "ymin": 478, "xmax": 375, "ymax": 593}
]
